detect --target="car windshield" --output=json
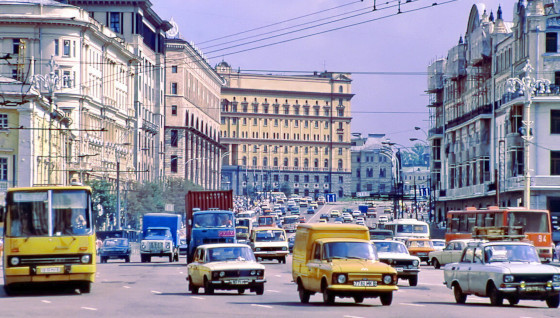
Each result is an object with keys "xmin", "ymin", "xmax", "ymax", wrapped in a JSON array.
[
  {"xmin": 206, "ymin": 246, "xmax": 256, "ymax": 262},
  {"xmin": 397, "ymin": 224, "xmax": 428, "ymax": 234},
  {"xmin": 484, "ymin": 245, "xmax": 540, "ymax": 263},
  {"xmin": 323, "ymin": 242, "xmax": 377, "ymax": 261},
  {"xmin": 103, "ymin": 238, "xmax": 128, "ymax": 247},
  {"xmin": 373, "ymin": 241, "xmax": 408, "ymax": 254},
  {"xmin": 193, "ymin": 213, "xmax": 234, "ymax": 228},
  {"xmin": 255, "ymin": 230, "xmax": 285, "ymax": 242}
]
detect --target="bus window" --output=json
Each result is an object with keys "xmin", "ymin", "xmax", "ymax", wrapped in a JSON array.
[
  {"xmin": 476, "ymin": 213, "xmax": 484, "ymax": 227},
  {"xmin": 450, "ymin": 217, "xmax": 459, "ymax": 233},
  {"xmin": 508, "ymin": 212, "xmax": 549, "ymax": 232},
  {"xmin": 459, "ymin": 214, "xmax": 468, "ymax": 232},
  {"xmin": 484, "ymin": 213, "xmax": 494, "ymax": 227},
  {"xmin": 495, "ymin": 213, "xmax": 503, "ymax": 227},
  {"xmin": 8, "ymin": 191, "xmax": 49, "ymax": 237},
  {"xmin": 467, "ymin": 215, "xmax": 476, "ymax": 232}
]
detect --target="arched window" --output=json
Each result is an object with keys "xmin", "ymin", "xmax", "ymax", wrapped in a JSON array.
[
  {"xmin": 338, "ymin": 159, "xmax": 343, "ymax": 169},
  {"xmin": 339, "ymin": 85, "xmax": 343, "ymax": 93},
  {"xmin": 252, "ymin": 157, "xmax": 257, "ymax": 166},
  {"xmin": 283, "ymin": 158, "xmax": 289, "ymax": 167},
  {"xmin": 294, "ymin": 158, "xmax": 299, "ymax": 167},
  {"xmin": 304, "ymin": 159, "xmax": 309, "ymax": 168},
  {"xmin": 324, "ymin": 159, "xmax": 329, "ymax": 168},
  {"xmin": 273, "ymin": 157, "xmax": 278, "ymax": 166},
  {"xmin": 263, "ymin": 157, "xmax": 268, "ymax": 167},
  {"xmin": 314, "ymin": 159, "xmax": 319, "ymax": 168}
]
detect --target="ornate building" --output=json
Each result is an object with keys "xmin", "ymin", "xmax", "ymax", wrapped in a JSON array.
[
  {"xmin": 164, "ymin": 37, "xmax": 224, "ymax": 189},
  {"xmin": 350, "ymin": 133, "xmax": 392, "ymax": 197},
  {"xmin": 217, "ymin": 62, "xmax": 353, "ymax": 198},
  {"xmin": 427, "ymin": 1, "xmax": 560, "ymax": 222}
]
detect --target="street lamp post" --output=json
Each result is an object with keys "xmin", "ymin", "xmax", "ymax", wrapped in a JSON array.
[
  {"xmin": 506, "ymin": 60, "xmax": 550, "ymax": 209},
  {"xmin": 381, "ymin": 141, "xmax": 402, "ymax": 220}
]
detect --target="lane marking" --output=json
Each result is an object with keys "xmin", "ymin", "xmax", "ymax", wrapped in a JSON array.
[
  {"xmin": 344, "ymin": 315, "xmax": 364, "ymax": 318},
  {"xmin": 420, "ymin": 283, "xmax": 446, "ymax": 287},
  {"xmin": 251, "ymin": 304, "xmax": 273, "ymax": 309},
  {"xmin": 123, "ymin": 286, "xmax": 131, "ymax": 289},
  {"xmin": 266, "ymin": 289, "xmax": 280, "ymax": 293},
  {"xmin": 179, "ymin": 271, "xmax": 184, "ymax": 274},
  {"xmin": 274, "ymin": 275, "xmax": 282, "ymax": 277},
  {"xmin": 400, "ymin": 303, "xmax": 425, "ymax": 307},
  {"xmin": 81, "ymin": 307, "xmax": 98, "ymax": 311},
  {"xmin": 151, "ymin": 290, "xmax": 162, "ymax": 295},
  {"xmin": 41, "ymin": 300, "xmax": 51, "ymax": 304},
  {"xmin": 191, "ymin": 296, "xmax": 205, "ymax": 300}
]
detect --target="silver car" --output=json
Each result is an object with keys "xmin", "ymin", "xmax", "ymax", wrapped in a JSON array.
[
  {"xmin": 373, "ymin": 240, "xmax": 420, "ymax": 286},
  {"xmin": 444, "ymin": 241, "xmax": 560, "ymax": 307}
]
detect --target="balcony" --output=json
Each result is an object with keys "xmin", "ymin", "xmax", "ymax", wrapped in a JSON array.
[
  {"xmin": 142, "ymin": 120, "xmax": 159, "ymax": 135},
  {"xmin": 441, "ymin": 183, "xmax": 489, "ymax": 200},
  {"xmin": 446, "ymin": 104, "xmax": 492, "ymax": 129}
]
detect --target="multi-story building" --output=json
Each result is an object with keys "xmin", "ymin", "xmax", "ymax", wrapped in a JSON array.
[
  {"xmin": 164, "ymin": 36, "xmax": 224, "ymax": 189},
  {"xmin": 65, "ymin": 0, "xmax": 171, "ymax": 183},
  {"xmin": 427, "ymin": 1, "xmax": 560, "ymax": 222},
  {"xmin": 217, "ymin": 62, "xmax": 353, "ymax": 198},
  {"xmin": 350, "ymin": 133, "xmax": 392, "ymax": 196},
  {"xmin": 0, "ymin": 0, "xmax": 136, "ymax": 192}
]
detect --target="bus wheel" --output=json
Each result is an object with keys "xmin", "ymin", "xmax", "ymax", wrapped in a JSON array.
[{"xmin": 79, "ymin": 282, "xmax": 91, "ymax": 294}]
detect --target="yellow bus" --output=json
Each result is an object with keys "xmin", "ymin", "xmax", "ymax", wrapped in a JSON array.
[{"xmin": 3, "ymin": 185, "xmax": 96, "ymax": 294}]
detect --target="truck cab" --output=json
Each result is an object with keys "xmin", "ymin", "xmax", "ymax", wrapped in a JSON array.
[
  {"xmin": 292, "ymin": 224, "xmax": 398, "ymax": 305},
  {"xmin": 140, "ymin": 213, "xmax": 181, "ymax": 263}
]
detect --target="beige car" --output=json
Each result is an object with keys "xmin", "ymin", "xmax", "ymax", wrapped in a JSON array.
[
  {"xmin": 429, "ymin": 239, "xmax": 482, "ymax": 269},
  {"xmin": 187, "ymin": 244, "xmax": 266, "ymax": 295}
]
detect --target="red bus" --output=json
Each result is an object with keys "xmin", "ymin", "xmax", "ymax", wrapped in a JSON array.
[{"xmin": 446, "ymin": 207, "xmax": 553, "ymax": 262}]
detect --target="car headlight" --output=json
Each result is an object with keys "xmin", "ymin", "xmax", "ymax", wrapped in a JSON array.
[
  {"xmin": 219, "ymin": 271, "xmax": 225, "ymax": 277},
  {"xmin": 282, "ymin": 247, "xmax": 287, "ymax": 251},
  {"xmin": 141, "ymin": 243, "xmax": 146, "ymax": 249},
  {"xmin": 81, "ymin": 255, "xmax": 91, "ymax": 264},
  {"xmin": 10, "ymin": 257, "xmax": 20, "ymax": 266},
  {"xmin": 383, "ymin": 274, "xmax": 393, "ymax": 285},
  {"xmin": 412, "ymin": 260, "xmax": 419, "ymax": 267},
  {"xmin": 166, "ymin": 242, "xmax": 171, "ymax": 249},
  {"xmin": 336, "ymin": 274, "xmax": 347, "ymax": 284},
  {"xmin": 504, "ymin": 275, "xmax": 514, "ymax": 283},
  {"xmin": 251, "ymin": 270, "xmax": 256, "ymax": 276},
  {"xmin": 256, "ymin": 248, "xmax": 261, "ymax": 251},
  {"xmin": 553, "ymin": 275, "xmax": 560, "ymax": 282}
]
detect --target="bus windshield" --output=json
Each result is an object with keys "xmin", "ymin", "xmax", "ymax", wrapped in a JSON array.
[
  {"xmin": 397, "ymin": 224, "xmax": 428, "ymax": 234},
  {"xmin": 7, "ymin": 190, "xmax": 91, "ymax": 237},
  {"xmin": 508, "ymin": 212, "xmax": 549, "ymax": 232}
]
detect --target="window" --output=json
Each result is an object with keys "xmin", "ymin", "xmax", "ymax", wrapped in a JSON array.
[
  {"xmin": 304, "ymin": 175, "xmax": 310, "ymax": 182},
  {"xmin": 339, "ymin": 176, "xmax": 343, "ymax": 183},
  {"xmin": 54, "ymin": 39, "xmax": 59, "ymax": 56},
  {"xmin": 171, "ymin": 105, "xmax": 177, "ymax": 116},
  {"xmin": 314, "ymin": 176, "xmax": 319, "ymax": 183},
  {"xmin": 170, "ymin": 155, "xmax": 178, "ymax": 173},
  {"xmin": 552, "ymin": 110, "xmax": 560, "ymax": 134},
  {"xmin": 62, "ymin": 70, "xmax": 72, "ymax": 88},
  {"xmin": 324, "ymin": 176, "xmax": 329, "ymax": 183},
  {"xmin": 338, "ymin": 108, "xmax": 344, "ymax": 117},
  {"xmin": 284, "ymin": 175, "xmax": 289, "ymax": 182},
  {"xmin": 12, "ymin": 39, "xmax": 20, "ymax": 54},
  {"xmin": 63, "ymin": 40, "xmax": 71, "ymax": 56},
  {"xmin": 171, "ymin": 65, "xmax": 178, "ymax": 73},
  {"xmin": 0, "ymin": 114, "xmax": 7, "ymax": 129},
  {"xmin": 171, "ymin": 83, "xmax": 177, "ymax": 94},
  {"xmin": 295, "ymin": 175, "xmax": 300, "ymax": 182},
  {"xmin": 170, "ymin": 130, "xmax": 179, "ymax": 147},
  {"xmin": 552, "ymin": 151, "xmax": 560, "ymax": 175},
  {"xmin": 546, "ymin": 32, "xmax": 558, "ymax": 53},
  {"xmin": 110, "ymin": 12, "xmax": 121, "ymax": 33}
]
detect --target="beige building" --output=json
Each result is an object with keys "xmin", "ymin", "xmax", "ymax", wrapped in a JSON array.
[
  {"xmin": 427, "ymin": 2, "xmax": 560, "ymax": 222},
  {"xmin": 164, "ymin": 38, "xmax": 224, "ymax": 189},
  {"xmin": 217, "ymin": 62, "xmax": 353, "ymax": 198}
]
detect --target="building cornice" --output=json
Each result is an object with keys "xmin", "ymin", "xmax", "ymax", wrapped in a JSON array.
[{"xmin": 222, "ymin": 87, "xmax": 354, "ymax": 100}]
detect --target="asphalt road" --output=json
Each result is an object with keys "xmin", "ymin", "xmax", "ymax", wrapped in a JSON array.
[{"xmin": 0, "ymin": 203, "xmax": 558, "ymax": 317}]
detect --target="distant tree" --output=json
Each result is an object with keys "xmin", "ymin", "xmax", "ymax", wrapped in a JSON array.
[
  {"xmin": 280, "ymin": 182, "xmax": 292, "ymax": 196},
  {"xmin": 87, "ymin": 179, "xmax": 116, "ymax": 230},
  {"xmin": 400, "ymin": 144, "xmax": 428, "ymax": 167}
]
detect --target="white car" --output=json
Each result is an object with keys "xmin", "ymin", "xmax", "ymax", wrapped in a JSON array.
[
  {"xmin": 342, "ymin": 213, "xmax": 353, "ymax": 223},
  {"xmin": 378, "ymin": 215, "xmax": 389, "ymax": 223},
  {"xmin": 372, "ymin": 240, "xmax": 420, "ymax": 286},
  {"xmin": 355, "ymin": 217, "xmax": 365, "ymax": 223},
  {"xmin": 352, "ymin": 210, "xmax": 362, "ymax": 218}
]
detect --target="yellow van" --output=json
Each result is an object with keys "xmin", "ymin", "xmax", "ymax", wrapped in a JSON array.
[{"xmin": 292, "ymin": 223, "xmax": 398, "ymax": 305}]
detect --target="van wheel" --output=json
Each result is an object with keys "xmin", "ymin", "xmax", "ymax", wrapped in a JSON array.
[
  {"xmin": 322, "ymin": 282, "xmax": 335, "ymax": 305},
  {"xmin": 298, "ymin": 282, "xmax": 310, "ymax": 304},
  {"xmin": 125, "ymin": 256, "xmax": 130, "ymax": 263},
  {"xmin": 380, "ymin": 292, "xmax": 393, "ymax": 306}
]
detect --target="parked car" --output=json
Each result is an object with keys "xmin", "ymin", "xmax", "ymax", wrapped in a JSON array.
[
  {"xmin": 372, "ymin": 240, "xmax": 421, "ymax": 286},
  {"xmin": 444, "ymin": 241, "xmax": 560, "ymax": 307},
  {"xmin": 429, "ymin": 239, "xmax": 482, "ymax": 269},
  {"xmin": 99, "ymin": 238, "xmax": 131, "ymax": 263},
  {"xmin": 187, "ymin": 244, "xmax": 266, "ymax": 295}
]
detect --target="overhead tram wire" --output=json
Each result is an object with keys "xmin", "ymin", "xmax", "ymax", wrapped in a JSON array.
[{"xmin": 197, "ymin": 0, "xmax": 365, "ymax": 45}]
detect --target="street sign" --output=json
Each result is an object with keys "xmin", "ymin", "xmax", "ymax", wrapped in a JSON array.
[
  {"xmin": 165, "ymin": 203, "xmax": 174, "ymax": 212},
  {"xmin": 326, "ymin": 193, "xmax": 337, "ymax": 202}
]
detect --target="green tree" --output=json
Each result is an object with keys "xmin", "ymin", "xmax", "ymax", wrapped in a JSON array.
[
  {"xmin": 86, "ymin": 179, "xmax": 116, "ymax": 230},
  {"xmin": 280, "ymin": 182, "xmax": 292, "ymax": 196}
]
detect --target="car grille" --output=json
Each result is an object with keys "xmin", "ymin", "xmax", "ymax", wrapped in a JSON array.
[
  {"xmin": 15, "ymin": 255, "xmax": 82, "ymax": 266},
  {"xmin": 258, "ymin": 247, "xmax": 283, "ymax": 252},
  {"xmin": 513, "ymin": 274, "xmax": 554, "ymax": 283},
  {"xmin": 203, "ymin": 238, "xmax": 228, "ymax": 244},
  {"xmin": 380, "ymin": 259, "xmax": 414, "ymax": 267},
  {"xmin": 221, "ymin": 270, "xmax": 258, "ymax": 277},
  {"xmin": 149, "ymin": 242, "xmax": 163, "ymax": 250},
  {"xmin": 348, "ymin": 273, "xmax": 381, "ymax": 282}
]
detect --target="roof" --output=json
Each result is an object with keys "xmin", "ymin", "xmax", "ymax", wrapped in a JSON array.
[
  {"xmin": 1, "ymin": 0, "xmax": 71, "ymax": 6},
  {"xmin": 315, "ymin": 237, "xmax": 370, "ymax": 244},
  {"xmin": 253, "ymin": 227, "xmax": 284, "ymax": 232}
]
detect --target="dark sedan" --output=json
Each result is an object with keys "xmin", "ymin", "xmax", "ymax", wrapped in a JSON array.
[{"xmin": 99, "ymin": 238, "xmax": 131, "ymax": 263}]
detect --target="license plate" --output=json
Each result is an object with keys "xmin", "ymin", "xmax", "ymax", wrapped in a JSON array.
[
  {"xmin": 230, "ymin": 280, "xmax": 248, "ymax": 285},
  {"xmin": 353, "ymin": 280, "xmax": 377, "ymax": 287},
  {"xmin": 396, "ymin": 267, "xmax": 404, "ymax": 272},
  {"xmin": 38, "ymin": 266, "xmax": 63, "ymax": 274},
  {"xmin": 525, "ymin": 286, "xmax": 544, "ymax": 292}
]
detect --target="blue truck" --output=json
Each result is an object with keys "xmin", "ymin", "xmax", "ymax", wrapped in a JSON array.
[
  {"xmin": 140, "ymin": 213, "xmax": 181, "ymax": 263},
  {"xmin": 185, "ymin": 190, "xmax": 236, "ymax": 263}
]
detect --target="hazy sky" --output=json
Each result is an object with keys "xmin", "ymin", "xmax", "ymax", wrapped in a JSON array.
[{"xmin": 153, "ymin": 0, "xmax": 510, "ymax": 147}]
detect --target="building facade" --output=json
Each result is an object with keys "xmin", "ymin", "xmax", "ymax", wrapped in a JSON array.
[
  {"xmin": 164, "ymin": 37, "xmax": 224, "ymax": 189},
  {"xmin": 0, "ymin": 0, "xmax": 137, "ymax": 194},
  {"xmin": 427, "ymin": 1, "xmax": 560, "ymax": 222},
  {"xmin": 350, "ymin": 133, "xmax": 392, "ymax": 197},
  {"xmin": 217, "ymin": 63, "xmax": 353, "ymax": 198}
]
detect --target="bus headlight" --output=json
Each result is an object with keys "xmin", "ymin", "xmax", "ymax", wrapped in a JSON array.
[
  {"xmin": 10, "ymin": 257, "xmax": 20, "ymax": 266},
  {"xmin": 81, "ymin": 255, "xmax": 91, "ymax": 264}
]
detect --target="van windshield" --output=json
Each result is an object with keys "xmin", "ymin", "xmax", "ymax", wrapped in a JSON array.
[{"xmin": 323, "ymin": 242, "xmax": 377, "ymax": 261}]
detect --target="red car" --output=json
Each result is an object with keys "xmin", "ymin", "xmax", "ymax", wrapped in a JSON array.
[{"xmin": 298, "ymin": 216, "xmax": 306, "ymax": 223}]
